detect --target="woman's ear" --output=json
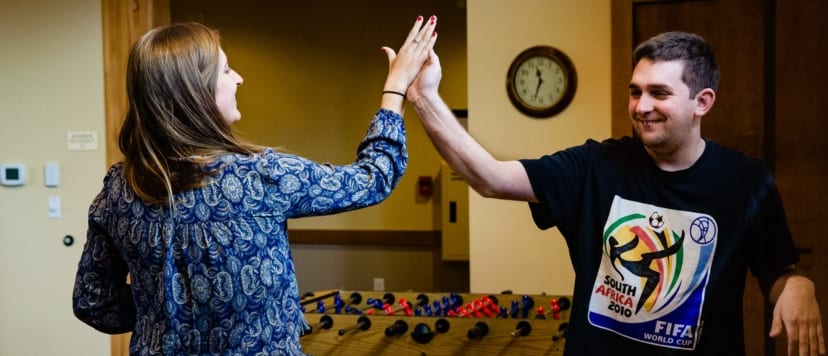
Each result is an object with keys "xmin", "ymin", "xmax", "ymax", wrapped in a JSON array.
[{"xmin": 694, "ymin": 88, "xmax": 716, "ymax": 117}]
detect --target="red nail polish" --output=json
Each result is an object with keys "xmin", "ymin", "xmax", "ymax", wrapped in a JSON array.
[{"xmin": 417, "ymin": 16, "xmax": 423, "ymax": 21}]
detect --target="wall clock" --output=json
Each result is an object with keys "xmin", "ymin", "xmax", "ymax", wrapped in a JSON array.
[{"xmin": 506, "ymin": 45, "xmax": 577, "ymax": 118}]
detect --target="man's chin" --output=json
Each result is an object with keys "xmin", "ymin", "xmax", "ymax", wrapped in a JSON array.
[{"xmin": 636, "ymin": 132, "xmax": 666, "ymax": 147}]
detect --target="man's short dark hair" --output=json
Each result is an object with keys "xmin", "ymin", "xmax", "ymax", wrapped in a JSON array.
[{"xmin": 633, "ymin": 31, "xmax": 720, "ymax": 98}]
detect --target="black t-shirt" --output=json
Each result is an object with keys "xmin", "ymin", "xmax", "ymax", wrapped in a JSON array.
[{"xmin": 520, "ymin": 136, "xmax": 797, "ymax": 355}]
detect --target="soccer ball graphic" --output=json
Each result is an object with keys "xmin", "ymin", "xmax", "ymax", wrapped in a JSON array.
[{"xmin": 649, "ymin": 212, "xmax": 665, "ymax": 229}]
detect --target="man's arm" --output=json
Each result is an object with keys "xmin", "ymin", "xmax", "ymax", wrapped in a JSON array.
[
  {"xmin": 407, "ymin": 49, "xmax": 536, "ymax": 202},
  {"xmin": 769, "ymin": 269, "xmax": 826, "ymax": 356}
]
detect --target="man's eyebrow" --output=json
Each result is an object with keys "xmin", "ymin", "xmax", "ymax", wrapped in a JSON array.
[
  {"xmin": 648, "ymin": 84, "xmax": 673, "ymax": 91},
  {"xmin": 628, "ymin": 83, "xmax": 673, "ymax": 91}
]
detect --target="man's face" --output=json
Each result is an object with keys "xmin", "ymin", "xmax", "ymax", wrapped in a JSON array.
[{"xmin": 628, "ymin": 59, "xmax": 702, "ymax": 153}]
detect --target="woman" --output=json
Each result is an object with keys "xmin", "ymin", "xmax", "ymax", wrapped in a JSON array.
[{"xmin": 73, "ymin": 16, "xmax": 437, "ymax": 355}]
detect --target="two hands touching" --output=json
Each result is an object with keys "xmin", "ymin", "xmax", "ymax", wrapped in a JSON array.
[{"xmin": 380, "ymin": 15, "xmax": 442, "ymax": 114}]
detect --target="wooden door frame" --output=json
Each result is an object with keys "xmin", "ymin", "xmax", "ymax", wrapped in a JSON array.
[
  {"xmin": 101, "ymin": 0, "xmax": 170, "ymax": 168},
  {"xmin": 101, "ymin": 2, "xmax": 170, "ymax": 354},
  {"xmin": 610, "ymin": 1, "xmax": 634, "ymax": 139}
]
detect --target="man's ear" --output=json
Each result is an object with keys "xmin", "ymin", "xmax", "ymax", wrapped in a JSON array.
[{"xmin": 694, "ymin": 88, "xmax": 716, "ymax": 116}]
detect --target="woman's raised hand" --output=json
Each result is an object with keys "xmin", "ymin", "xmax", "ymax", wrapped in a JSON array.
[{"xmin": 381, "ymin": 15, "xmax": 438, "ymax": 94}]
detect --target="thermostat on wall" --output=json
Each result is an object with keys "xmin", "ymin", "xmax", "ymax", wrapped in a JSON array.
[{"xmin": 0, "ymin": 163, "xmax": 27, "ymax": 186}]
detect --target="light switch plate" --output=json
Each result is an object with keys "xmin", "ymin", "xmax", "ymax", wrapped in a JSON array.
[
  {"xmin": 44, "ymin": 162, "xmax": 60, "ymax": 187},
  {"xmin": 48, "ymin": 196, "xmax": 61, "ymax": 219}
]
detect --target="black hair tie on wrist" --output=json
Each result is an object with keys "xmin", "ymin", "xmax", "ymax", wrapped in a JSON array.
[{"xmin": 382, "ymin": 90, "xmax": 406, "ymax": 99}]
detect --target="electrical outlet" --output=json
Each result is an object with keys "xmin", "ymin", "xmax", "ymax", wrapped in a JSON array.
[{"xmin": 373, "ymin": 278, "xmax": 385, "ymax": 291}]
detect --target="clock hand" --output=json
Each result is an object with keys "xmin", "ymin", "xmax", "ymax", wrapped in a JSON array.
[{"xmin": 534, "ymin": 68, "xmax": 543, "ymax": 99}]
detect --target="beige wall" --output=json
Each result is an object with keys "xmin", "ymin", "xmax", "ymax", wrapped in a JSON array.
[
  {"xmin": 467, "ymin": 0, "xmax": 611, "ymax": 295},
  {"xmin": 0, "ymin": 0, "xmax": 110, "ymax": 355},
  {"xmin": 169, "ymin": 0, "xmax": 471, "ymax": 294},
  {"xmin": 171, "ymin": 0, "xmax": 469, "ymax": 231}
]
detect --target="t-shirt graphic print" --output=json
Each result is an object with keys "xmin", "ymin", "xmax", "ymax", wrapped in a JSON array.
[{"xmin": 588, "ymin": 195, "xmax": 717, "ymax": 350}]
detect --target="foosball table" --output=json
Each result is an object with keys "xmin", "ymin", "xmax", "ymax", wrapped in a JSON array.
[{"xmin": 299, "ymin": 290, "xmax": 571, "ymax": 355}]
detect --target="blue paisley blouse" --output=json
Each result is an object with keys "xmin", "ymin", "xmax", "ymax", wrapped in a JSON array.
[{"xmin": 73, "ymin": 109, "xmax": 407, "ymax": 355}]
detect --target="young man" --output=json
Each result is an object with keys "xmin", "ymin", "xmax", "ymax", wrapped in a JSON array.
[{"xmin": 407, "ymin": 31, "xmax": 825, "ymax": 355}]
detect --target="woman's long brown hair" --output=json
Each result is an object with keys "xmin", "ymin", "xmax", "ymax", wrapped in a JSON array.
[{"xmin": 119, "ymin": 22, "xmax": 261, "ymax": 206}]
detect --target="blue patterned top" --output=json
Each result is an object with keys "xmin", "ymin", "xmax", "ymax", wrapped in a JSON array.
[{"xmin": 73, "ymin": 109, "xmax": 407, "ymax": 355}]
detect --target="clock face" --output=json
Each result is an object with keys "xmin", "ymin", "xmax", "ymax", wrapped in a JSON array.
[
  {"xmin": 507, "ymin": 46, "xmax": 577, "ymax": 118},
  {"xmin": 514, "ymin": 56, "xmax": 568, "ymax": 109}
]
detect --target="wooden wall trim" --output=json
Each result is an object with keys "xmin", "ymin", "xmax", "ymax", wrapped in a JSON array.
[
  {"xmin": 288, "ymin": 230, "xmax": 441, "ymax": 247},
  {"xmin": 101, "ymin": 0, "xmax": 170, "ymax": 168},
  {"xmin": 610, "ymin": 0, "xmax": 633, "ymax": 138},
  {"xmin": 762, "ymin": 1, "xmax": 776, "ymax": 351},
  {"xmin": 102, "ymin": 3, "xmax": 171, "ymax": 355},
  {"xmin": 762, "ymin": 0, "xmax": 776, "ymax": 172}
]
